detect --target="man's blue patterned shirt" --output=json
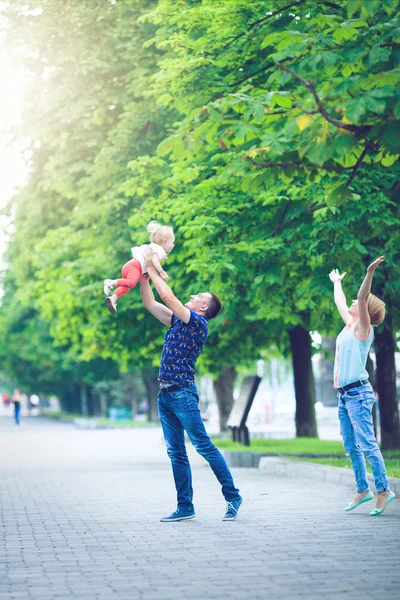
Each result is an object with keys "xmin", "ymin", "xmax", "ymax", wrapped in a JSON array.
[{"xmin": 159, "ymin": 310, "xmax": 208, "ymax": 386}]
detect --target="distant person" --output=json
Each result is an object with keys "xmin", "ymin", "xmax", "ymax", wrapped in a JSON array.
[
  {"xmin": 139, "ymin": 246, "xmax": 242, "ymax": 522},
  {"xmin": 12, "ymin": 389, "xmax": 22, "ymax": 427},
  {"xmin": 103, "ymin": 220, "xmax": 175, "ymax": 314},
  {"xmin": 329, "ymin": 256, "xmax": 395, "ymax": 516}
]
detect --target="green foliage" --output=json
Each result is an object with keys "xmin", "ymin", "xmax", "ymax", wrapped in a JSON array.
[{"xmin": 0, "ymin": 0, "xmax": 399, "ymax": 398}]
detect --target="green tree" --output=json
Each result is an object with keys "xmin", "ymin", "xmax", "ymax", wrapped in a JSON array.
[
  {"xmin": 134, "ymin": 0, "xmax": 400, "ymax": 439},
  {"xmin": 2, "ymin": 0, "xmax": 399, "ymax": 443},
  {"xmin": 0, "ymin": 0, "xmax": 171, "ymax": 400}
]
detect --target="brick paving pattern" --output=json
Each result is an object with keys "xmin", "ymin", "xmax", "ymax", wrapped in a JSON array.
[{"xmin": 0, "ymin": 417, "xmax": 399, "ymax": 600}]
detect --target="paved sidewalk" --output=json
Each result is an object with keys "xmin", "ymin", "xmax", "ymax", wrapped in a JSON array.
[{"xmin": 0, "ymin": 417, "xmax": 399, "ymax": 600}]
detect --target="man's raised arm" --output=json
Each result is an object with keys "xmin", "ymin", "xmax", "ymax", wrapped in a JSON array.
[
  {"xmin": 142, "ymin": 247, "xmax": 191, "ymax": 324},
  {"xmin": 139, "ymin": 274, "xmax": 173, "ymax": 327}
]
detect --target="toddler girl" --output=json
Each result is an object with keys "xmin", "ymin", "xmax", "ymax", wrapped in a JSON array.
[{"xmin": 104, "ymin": 220, "xmax": 175, "ymax": 314}]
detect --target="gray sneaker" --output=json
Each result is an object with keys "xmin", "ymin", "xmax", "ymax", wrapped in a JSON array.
[{"xmin": 105, "ymin": 296, "xmax": 117, "ymax": 314}]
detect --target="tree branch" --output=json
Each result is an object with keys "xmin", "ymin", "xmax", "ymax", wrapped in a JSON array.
[
  {"xmin": 136, "ymin": 121, "xmax": 151, "ymax": 141},
  {"xmin": 230, "ymin": 57, "xmax": 293, "ymax": 87},
  {"xmin": 321, "ymin": 1, "xmax": 343, "ymax": 9},
  {"xmin": 272, "ymin": 201, "xmax": 291, "ymax": 237},
  {"xmin": 246, "ymin": 157, "xmax": 355, "ymax": 173},
  {"xmin": 230, "ymin": 62, "xmax": 274, "ymax": 87},
  {"xmin": 223, "ymin": 0, "xmax": 305, "ymax": 49},
  {"xmin": 307, "ymin": 204, "xmax": 326, "ymax": 214},
  {"xmin": 345, "ymin": 142, "xmax": 371, "ymax": 187},
  {"xmin": 293, "ymin": 96, "xmax": 318, "ymax": 114},
  {"xmin": 275, "ymin": 62, "xmax": 368, "ymax": 134}
]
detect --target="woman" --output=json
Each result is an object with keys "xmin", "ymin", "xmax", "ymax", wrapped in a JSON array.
[
  {"xmin": 329, "ymin": 256, "xmax": 395, "ymax": 516},
  {"xmin": 12, "ymin": 388, "xmax": 22, "ymax": 427}
]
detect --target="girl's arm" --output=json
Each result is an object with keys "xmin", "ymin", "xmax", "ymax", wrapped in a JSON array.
[
  {"xmin": 356, "ymin": 256, "xmax": 384, "ymax": 339},
  {"xmin": 329, "ymin": 269, "xmax": 352, "ymax": 326},
  {"xmin": 152, "ymin": 253, "xmax": 169, "ymax": 281}
]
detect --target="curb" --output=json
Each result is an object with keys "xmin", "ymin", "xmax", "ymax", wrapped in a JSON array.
[
  {"xmin": 258, "ymin": 457, "xmax": 400, "ymax": 496},
  {"xmin": 223, "ymin": 451, "xmax": 345, "ymax": 468},
  {"xmin": 224, "ymin": 451, "xmax": 266, "ymax": 468}
]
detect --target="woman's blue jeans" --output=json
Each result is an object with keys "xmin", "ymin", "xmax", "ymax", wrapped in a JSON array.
[
  {"xmin": 338, "ymin": 383, "xmax": 389, "ymax": 493},
  {"xmin": 158, "ymin": 384, "xmax": 240, "ymax": 512}
]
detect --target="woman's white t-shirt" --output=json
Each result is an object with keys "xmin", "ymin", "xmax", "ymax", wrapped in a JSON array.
[{"xmin": 131, "ymin": 242, "xmax": 167, "ymax": 274}]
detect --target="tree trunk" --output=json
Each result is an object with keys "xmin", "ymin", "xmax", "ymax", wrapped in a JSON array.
[
  {"xmin": 289, "ymin": 326, "xmax": 318, "ymax": 438},
  {"xmin": 122, "ymin": 374, "xmax": 140, "ymax": 419},
  {"xmin": 214, "ymin": 367, "xmax": 237, "ymax": 432},
  {"xmin": 143, "ymin": 367, "xmax": 160, "ymax": 422},
  {"xmin": 374, "ymin": 315, "xmax": 400, "ymax": 450},
  {"xmin": 81, "ymin": 385, "xmax": 88, "ymax": 416},
  {"xmin": 320, "ymin": 336, "xmax": 338, "ymax": 407},
  {"xmin": 86, "ymin": 384, "xmax": 94, "ymax": 417},
  {"xmin": 60, "ymin": 383, "xmax": 82, "ymax": 414},
  {"xmin": 99, "ymin": 392, "xmax": 107, "ymax": 418}
]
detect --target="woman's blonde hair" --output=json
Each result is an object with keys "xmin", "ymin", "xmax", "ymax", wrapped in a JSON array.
[
  {"xmin": 367, "ymin": 293, "xmax": 386, "ymax": 327},
  {"xmin": 147, "ymin": 220, "xmax": 174, "ymax": 245}
]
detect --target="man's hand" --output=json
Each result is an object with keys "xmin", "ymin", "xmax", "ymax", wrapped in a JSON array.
[
  {"xmin": 141, "ymin": 245, "xmax": 155, "ymax": 271},
  {"xmin": 160, "ymin": 271, "xmax": 170, "ymax": 281},
  {"xmin": 367, "ymin": 256, "xmax": 384, "ymax": 274},
  {"xmin": 329, "ymin": 269, "xmax": 347, "ymax": 283}
]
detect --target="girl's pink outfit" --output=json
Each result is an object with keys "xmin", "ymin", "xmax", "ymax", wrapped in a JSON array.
[
  {"xmin": 114, "ymin": 259, "xmax": 142, "ymax": 299},
  {"xmin": 113, "ymin": 242, "xmax": 167, "ymax": 299}
]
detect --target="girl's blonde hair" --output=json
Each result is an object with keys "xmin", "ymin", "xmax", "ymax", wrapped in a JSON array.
[
  {"xmin": 367, "ymin": 293, "xmax": 386, "ymax": 327},
  {"xmin": 147, "ymin": 220, "xmax": 174, "ymax": 245}
]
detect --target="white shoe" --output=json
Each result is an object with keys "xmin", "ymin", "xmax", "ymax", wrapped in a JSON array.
[
  {"xmin": 105, "ymin": 296, "xmax": 117, "ymax": 314},
  {"xmin": 103, "ymin": 279, "xmax": 114, "ymax": 295}
]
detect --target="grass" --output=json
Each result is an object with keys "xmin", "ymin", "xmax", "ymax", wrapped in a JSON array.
[
  {"xmin": 213, "ymin": 437, "xmax": 400, "ymax": 479},
  {"xmin": 41, "ymin": 411, "xmax": 154, "ymax": 427},
  {"xmin": 214, "ymin": 437, "xmax": 347, "ymax": 455},
  {"xmin": 43, "ymin": 411, "xmax": 82, "ymax": 421}
]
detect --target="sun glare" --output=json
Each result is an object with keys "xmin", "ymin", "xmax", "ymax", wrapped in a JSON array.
[
  {"xmin": 0, "ymin": 52, "xmax": 30, "ymax": 202},
  {"xmin": 0, "ymin": 50, "xmax": 30, "ymax": 271}
]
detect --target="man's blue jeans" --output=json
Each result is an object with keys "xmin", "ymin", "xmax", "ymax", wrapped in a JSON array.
[
  {"xmin": 338, "ymin": 383, "xmax": 389, "ymax": 493},
  {"xmin": 158, "ymin": 384, "xmax": 240, "ymax": 512}
]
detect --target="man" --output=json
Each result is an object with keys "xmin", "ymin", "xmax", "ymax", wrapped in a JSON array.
[{"xmin": 140, "ymin": 246, "xmax": 242, "ymax": 522}]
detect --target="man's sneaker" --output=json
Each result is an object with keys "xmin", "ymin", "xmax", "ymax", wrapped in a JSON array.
[
  {"xmin": 103, "ymin": 279, "xmax": 114, "ymax": 295},
  {"xmin": 160, "ymin": 509, "xmax": 196, "ymax": 522},
  {"xmin": 222, "ymin": 495, "xmax": 243, "ymax": 521},
  {"xmin": 105, "ymin": 296, "xmax": 117, "ymax": 314}
]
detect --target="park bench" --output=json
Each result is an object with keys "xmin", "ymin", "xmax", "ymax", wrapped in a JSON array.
[{"xmin": 226, "ymin": 375, "xmax": 261, "ymax": 446}]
